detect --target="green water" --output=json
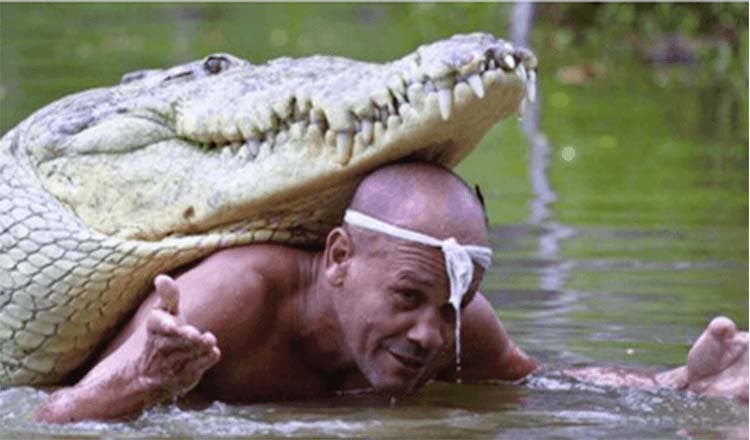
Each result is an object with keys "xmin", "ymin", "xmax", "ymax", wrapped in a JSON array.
[{"xmin": 0, "ymin": 3, "xmax": 747, "ymax": 439}]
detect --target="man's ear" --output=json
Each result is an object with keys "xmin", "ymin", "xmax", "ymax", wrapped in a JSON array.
[{"xmin": 324, "ymin": 227, "xmax": 353, "ymax": 286}]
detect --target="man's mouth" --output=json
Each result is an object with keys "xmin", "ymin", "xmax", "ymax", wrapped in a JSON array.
[{"xmin": 388, "ymin": 350, "xmax": 427, "ymax": 372}]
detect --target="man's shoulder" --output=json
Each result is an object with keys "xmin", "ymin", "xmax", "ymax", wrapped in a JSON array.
[
  {"xmin": 436, "ymin": 293, "xmax": 538, "ymax": 382},
  {"xmin": 207, "ymin": 242, "xmax": 303, "ymax": 260},
  {"xmin": 194, "ymin": 243, "xmax": 309, "ymax": 300},
  {"xmin": 179, "ymin": 244, "xmax": 308, "ymax": 338},
  {"xmin": 203, "ymin": 243, "xmax": 303, "ymax": 275}
]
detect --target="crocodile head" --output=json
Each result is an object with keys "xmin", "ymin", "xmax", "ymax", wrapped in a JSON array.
[{"xmin": 16, "ymin": 33, "xmax": 536, "ymax": 241}]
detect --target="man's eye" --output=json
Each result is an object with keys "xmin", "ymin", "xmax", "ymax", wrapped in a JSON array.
[{"xmin": 395, "ymin": 289, "xmax": 420, "ymax": 307}]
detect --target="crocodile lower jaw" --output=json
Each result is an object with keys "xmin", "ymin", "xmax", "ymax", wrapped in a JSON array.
[
  {"xmin": 176, "ymin": 45, "xmax": 537, "ymax": 167},
  {"xmin": 198, "ymin": 65, "xmax": 529, "ymax": 168}
]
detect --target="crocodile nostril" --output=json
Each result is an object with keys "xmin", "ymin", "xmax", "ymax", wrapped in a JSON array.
[
  {"xmin": 164, "ymin": 70, "xmax": 193, "ymax": 82},
  {"xmin": 183, "ymin": 207, "xmax": 195, "ymax": 220}
]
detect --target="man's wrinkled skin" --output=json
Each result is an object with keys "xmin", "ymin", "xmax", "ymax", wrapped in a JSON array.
[{"xmin": 33, "ymin": 163, "xmax": 748, "ymax": 423}]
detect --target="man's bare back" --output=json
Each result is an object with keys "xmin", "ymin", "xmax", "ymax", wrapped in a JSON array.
[{"xmin": 107, "ymin": 243, "xmax": 530, "ymax": 403}]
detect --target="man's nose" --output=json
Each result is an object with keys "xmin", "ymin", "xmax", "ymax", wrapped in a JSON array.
[{"xmin": 406, "ymin": 309, "xmax": 446, "ymax": 353}]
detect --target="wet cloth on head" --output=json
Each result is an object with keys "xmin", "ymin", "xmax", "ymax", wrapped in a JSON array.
[{"xmin": 343, "ymin": 209, "xmax": 492, "ymax": 310}]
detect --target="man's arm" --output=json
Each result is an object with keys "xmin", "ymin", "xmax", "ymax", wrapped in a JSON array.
[
  {"xmin": 563, "ymin": 316, "xmax": 748, "ymax": 401},
  {"xmin": 438, "ymin": 292, "xmax": 538, "ymax": 382},
  {"xmin": 34, "ymin": 275, "xmax": 221, "ymax": 423},
  {"xmin": 453, "ymin": 294, "xmax": 748, "ymax": 402}
]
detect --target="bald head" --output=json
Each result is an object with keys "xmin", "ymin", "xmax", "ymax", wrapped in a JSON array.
[{"xmin": 347, "ymin": 162, "xmax": 488, "ymax": 246}]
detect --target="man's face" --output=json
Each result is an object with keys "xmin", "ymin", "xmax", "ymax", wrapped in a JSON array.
[{"xmin": 335, "ymin": 235, "xmax": 483, "ymax": 395}]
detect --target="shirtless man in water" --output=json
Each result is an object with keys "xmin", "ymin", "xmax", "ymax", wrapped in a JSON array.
[{"xmin": 35, "ymin": 162, "xmax": 749, "ymax": 423}]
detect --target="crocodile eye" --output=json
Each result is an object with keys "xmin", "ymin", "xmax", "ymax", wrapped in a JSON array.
[{"xmin": 203, "ymin": 55, "xmax": 229, "ymax": 75}]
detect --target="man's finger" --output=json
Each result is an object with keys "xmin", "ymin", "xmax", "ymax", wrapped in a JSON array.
[
  {"xmin": 185, "ymin": 347, "xmax": 222, "ymax": 374},
  {"xmin": 146, "ymin": 309, "xmax": 182, "ymax": 336},
  {"xmin": 707, "ymin": 316, "xmax": 737, "ymax": 339},
  {"xmin": 154, "ymin": 274, "xmax": 180, "ymax": 315},
  {"xmin": 200, "ymin": 331, "xmax": 217, "ymax": 348}
]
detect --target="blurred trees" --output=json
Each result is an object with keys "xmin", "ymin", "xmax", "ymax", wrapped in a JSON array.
[
  {"xmin": 537, "ymin": 3, "xmax": 746, "ymax": 49},
  {"xmin": 530, "ymin": 3, "xmax": 747, "ymax": 148}
]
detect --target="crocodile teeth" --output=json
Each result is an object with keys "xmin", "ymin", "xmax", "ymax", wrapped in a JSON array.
[
  {"xmin": 517, "ymin": 64, "xmax": 527, "ymax": 81},
  {"xmin": 237, "ymin": 119, "xmax": 258, "ymax": 140},
  {"xmin": 360, "ymin": 119, "xmax": 373, "ymax": 144},
  {"xmin": 220, "ymin": 148, "xmax": 232, "ymax": 162},
  {"xmin": 503, "ymin": 54, "xmax": 516, "ymax": 70},
  {"xmin": 527, "ymin": 69, "xmax": 537, "ymax": 103},
  {"xmin": 335, "ymin": 131, "xmax": 353, "ymax": 164},
  {"xmin": 438, "ymin": 88, "xmax": 452, "ymax": 120},
  {"xmin": 266, "ymin": 131, "xmax": 276, "ymax": 145},
  {"xmin": 246, "ymin": 139, "xmax": 260, "ymax": 158},
  {"xmin": 233, "ymin": 141, "xmax": 257, "ymax": 162},
  {"xmin": 392, "ymin": 90, "xmax": 406, "ymax": 105},
  {"xmin": 424, "ymin": 79, "xmax": 437, "ymax": 93},
  {"xmin": 237, "ymin": 146, "xmax": 248, "ymax": 161},
  {"xmin": 309, "ymin": 108, "xmax": 327, "ymax": 131},
  {"xmin": 276, "ymin": 131, "xmax": 288, "ymax": 146},
  {"xmin": 467, "ymin": 74, "xmax": 484, "ymax": 99},
  {"xmin": 386, "ymin": 101, "xmax": 397, "ymax": 116}
]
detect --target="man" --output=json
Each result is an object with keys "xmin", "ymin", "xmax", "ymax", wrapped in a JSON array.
[{"xmin": 35, "ymin": 162, "xmax": 748, "ymax": 423}]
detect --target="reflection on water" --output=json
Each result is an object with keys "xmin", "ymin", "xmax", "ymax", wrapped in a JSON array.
[{"xmin": 0, "ymin": 3, "xmax": 747, "ymax": 439}]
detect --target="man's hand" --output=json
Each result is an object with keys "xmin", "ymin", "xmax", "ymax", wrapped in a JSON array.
[
  {"xmin": 563, "ymin": 316, "xmax": 748, "ymax": 403},
  {"xmin": 137, "ymin": 274, "xmax": 221, "ymax": 399},
  {"xmin": 35, "ymin": 274, "xmax": 222, "ymax": 423},
  {"xmin": 676, "ymin": 316, "xmax": 748, "ymax": 401},
  {"xmin": 632, "ymin": 316, "xmax": 749, "ymax": 402}
]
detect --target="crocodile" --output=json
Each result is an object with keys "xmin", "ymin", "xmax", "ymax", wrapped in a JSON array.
[{"xmin": 0, "ymin": 33, "xmax": 536, "ymax": 385}]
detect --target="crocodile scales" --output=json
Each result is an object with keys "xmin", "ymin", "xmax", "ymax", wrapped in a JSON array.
[{"xmin": 0, "ymin": 33, "xmax": 537, "ymax": 385}]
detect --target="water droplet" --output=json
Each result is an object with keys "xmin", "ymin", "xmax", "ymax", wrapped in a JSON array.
[{"xmin": 561, "ymin": 146, "xmax": 576, "ymax": 162}]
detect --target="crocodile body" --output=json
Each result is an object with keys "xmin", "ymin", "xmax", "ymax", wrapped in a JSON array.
[{"xmin": 0, "ymin": 33, "xmax": 536, "ymax": 385}]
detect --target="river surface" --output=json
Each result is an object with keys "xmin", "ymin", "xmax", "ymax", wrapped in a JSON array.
[{"xmin": 0, "ymin": 4, "xmax": 747, "ymax": 439}]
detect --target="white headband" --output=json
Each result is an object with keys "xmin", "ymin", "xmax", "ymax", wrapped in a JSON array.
[{"xmin": 343, "ymin": 209, "xmax": 492, "ymax": 310}]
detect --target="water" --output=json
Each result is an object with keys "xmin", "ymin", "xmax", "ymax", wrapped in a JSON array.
[
  {"xmin": 0, "ymin": 3, "xmax": 747, "ymax": 439},
  {"xmin": 1, "ymin": 379, "xmax": 748, "ymax": 439}
]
